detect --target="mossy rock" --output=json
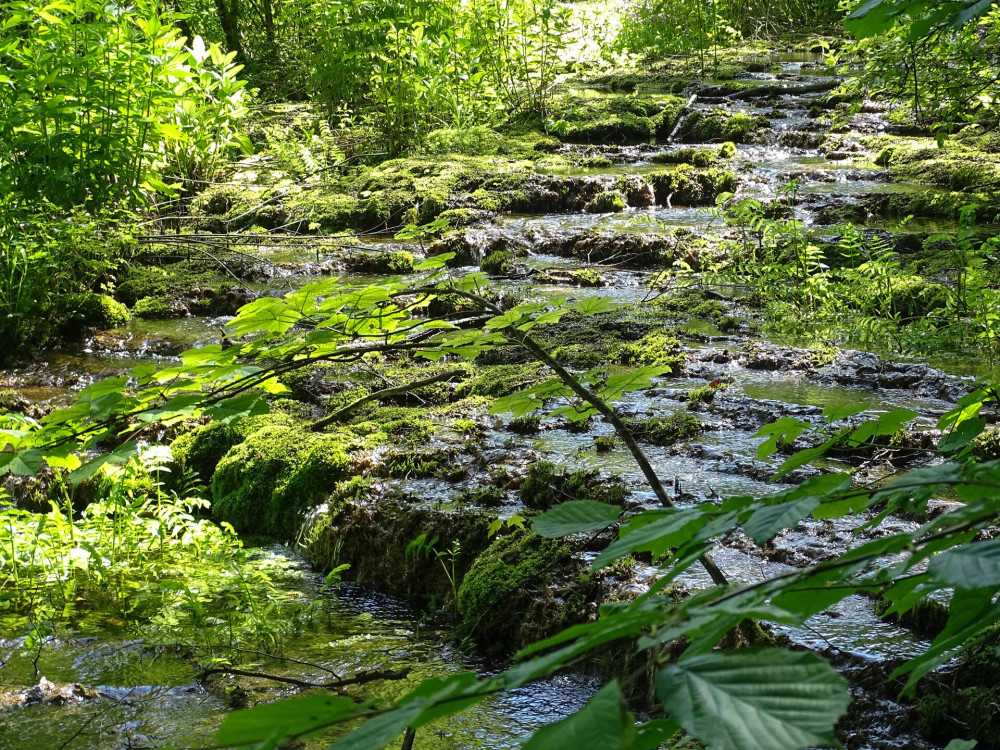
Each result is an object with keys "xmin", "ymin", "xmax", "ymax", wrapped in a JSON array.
[
  {"xmin": 558, "ymin": 94, "xmax": 686, "ymax": 144},
  {"xmin": 132, "ymin": 297, "xmax": 176, "ymax": 320},
  {"xmin": 172, "ymin": 421, "xmax": 245, "ymax": 482},
  {"xmin": 648, "ymin": 165, "xmax": 737, "ymax": 206},
  {"xmin": 626, "ymin": 412, "xmax": 703, "ymax": 445},
  {"xmin": 307, "ymin": 498, "xmax": 492, "ymax": 605},
  {"xmin": 457, "ymin": 531, "xmax": 573, "ymax": 649},
  {"xmin": 481, "ymin": 250, "xmax": 517, "ymax": 276},
  {"xmin": 61, "ymin": 293, "xmax": 130, "ymax": 333},
  {"xmin": 617, "ymin": 330, "xmax": 685, "ymax": 372},
  {"xmin": 585, "ymin": 190, "xmax": 627, "ymax": 213},
  {"xmin": 677, "ymin": 110, "xmax": 769, "ymax": 144},
  {"xmin": 211, "ymin": 425, "xmax": 357, "ymax": 536},
  {"xmin": 457, "ymin": 363, "xmax": 545, "ymax": 399},
  {"xmin": 343, "ymin": 250, "xmax": 414, "ymax": 275},
  {"xmin": 918, "ymin": 686, "xmax": 1000, "ymax": 748},
  {"xmin": 519, "ymin": 461, "xmax": 630, "ymax": 510}
]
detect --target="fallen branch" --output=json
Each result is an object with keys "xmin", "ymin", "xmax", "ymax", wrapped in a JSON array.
[
  {"xmin": 309, "ymin": 369, "xmax": 467, "ymax": 431},
  {"xmin": 198, "ymin": 666, "xmax": 410, "ymax": 691}
]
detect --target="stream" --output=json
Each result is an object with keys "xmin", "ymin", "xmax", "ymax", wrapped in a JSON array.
[{"xmin": 1, "ymin": 53, "xmax": 994, "ymax": 749}]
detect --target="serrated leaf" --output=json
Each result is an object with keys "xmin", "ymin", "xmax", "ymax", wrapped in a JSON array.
[
  {"xmin": 571, "ymin": 297, "xmax": 615, "ymax": 316},
  {"xmin": 592, "ymin": 509, "xmax": 706, "ymax": 570},
  {"xmin": 743, "ymin": 496, "xmax": 820, "ymax": 544},
  {"xmin": 754, "ymin": 417, "xmax": 810, "ymax": 460},
  {"xmin": 216, "ymin": 694, "xmax": 357, "ymax": 745},
  {"xmin": 821, "ymin": 403, "xmax": 866, "ymax": 422},
  {"xmin": 929, "ymin": 539, "xmax": 1000, "ymax": 588},
  {"xmin": 523, "ymin": 680, "xmax": 633, "ymax": 750},
  {"xmin": 657, "ymin": 649, "xmax": 849, "ymax": 750},
  {"xmin": 327, "ymin": 701, "xmax": 424, "ymax": 750},
  {"xmin": 534, "ymin": 501, "xmax": 622, "ymax": 538}
]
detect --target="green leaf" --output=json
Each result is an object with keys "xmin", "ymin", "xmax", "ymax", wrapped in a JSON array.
[
  {"xmin": 657, "ymin": 649, "xmax": 849, "ymax": 750},
  {"xmin": 0, "ymin": 448, "xmax": 44, "ymax": 476},
  {"xmin": 327, "ymin": 701, "xmax": 424, "ymax": 750},
  {"xmin": 523, "ymin": 681, "xmax": 633, "ymax": 750},
  {"xmin": 205, "ymin": 394, "xmax": 269, "ymax": 424},
  {"xmin": 534, "ymin": 501, "xmax": 622, "ymax": 538},
  {"xmin": 848, "ymin": 408, "xmax": 918, "ymax": 444},
  {"xmin": 753, "ymin": 417, "xmax": 810, "ymax": 460},
  {"xmin": 938, "ymin": 417, "xmax": 986, "ymax": 453},
  {"xmin": 743, "ymin": 496, "xmax": 820, "ymax": 544},
  {"xmin": 216, "ymin": 694, "xmax": 357, "ymax": 745},
  {"xmin": 592, "ymin": 509, "xmax": 706, "ymax": 571},
  {"xmin": 943, "ymin": 740, "xmax": 978, "ymax": 750},
  {"xmin": 627, "ymin": 719, "xmax": 680, "ymax": 750},
  {"xmin": 821, "ymin": 403, "xmax": 866, "ymax": 422},
  {"xmin": 929, "ymin": 539, "xmax": 1000, "ymax": 589},
  {"xmin": 571, "ymin": 297, "xmax": 615, "ymax": 316}
]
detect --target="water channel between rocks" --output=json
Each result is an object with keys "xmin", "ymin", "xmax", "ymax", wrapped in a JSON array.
[{"xmin": 1, "ymin": 54, "xmax": 994, "ymax": 749}]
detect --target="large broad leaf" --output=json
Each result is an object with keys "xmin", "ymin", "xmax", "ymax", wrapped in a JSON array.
[
  {"xmin": 216, "ymin": 694, "xmax": 358, "ymax": 746},
  {"xmin": 743, "ymin": 496, "xmax": 820, "ymax": 544},
  {"xmin": 534, "ymin": 501, "xmax": 622, "ymax": 538},
  {"xmin": 327, "ymin": 701, "xmax": 424, "ymax": 750},
  {"xmin": 753, "ymin": 417, "xmax": 810, "ymax": 460},
  {"xmin": 656, "ymin": 648, "xmax": 849, "ymax": 750},
  {"xmin": 523, "ymin": 680, "xmax": 634, "ymax": 750},
  {"xmin": 929, "ymin": 539, "xmax": 1000, "ymax": 589}
]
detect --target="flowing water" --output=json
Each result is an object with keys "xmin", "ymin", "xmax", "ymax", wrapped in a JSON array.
[{"xmin": 1, "ymin": 54, "xmax": 993, "ymax": 749}]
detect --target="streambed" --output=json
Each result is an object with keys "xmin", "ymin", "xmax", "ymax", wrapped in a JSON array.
[{"xmin": 1, "ymin": 52, "xmax": 996, "ymax": 749}]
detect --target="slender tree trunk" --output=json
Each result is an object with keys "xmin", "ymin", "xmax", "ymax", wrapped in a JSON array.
[{"xmin": 213, "ymin": 0, "xmax": 246, "ymax": 62}]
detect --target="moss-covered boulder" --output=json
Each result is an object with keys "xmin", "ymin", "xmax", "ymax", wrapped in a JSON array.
[
  {"xmin": 648, "ymin": 165, "xmax": 737, "ymax": 206},
  {"xmin": 211, "ymin": 425, "xmax": 359, "ymax": 536},
  {"xmin": 617, "ymin": 330, "xmax": 685, "ymax": 372},
  {"xmin": 519, "ymin": 461, "xmax": 630, "ymax": 510},
  {"xmin": 61, "ymin": 293, "xmax": 130, "ymax": 333},
  {"xmin": 585, "ymin": 190, "xmax": 628, "ymax": 213},
  {"xmin": 343, "ymin": 250, "xmax": 414, "ymax": 275},
  {"xmin": 558, "ymin": 94, "xmax": 686, "ymax": 144},
  {"xmin": 307, "ymin": 498, "xmax": 492, "ymax": 605},
  {"xmin": 457, "ymin": 531, "xmax": 578, "ymax": 649},
  {"xmin": 677, "ymin": 110, "xmax": 769, "ymax": 144},
  {"xmin": 626, "ymin": 412, "xmax": 703, "ymax": 446}
]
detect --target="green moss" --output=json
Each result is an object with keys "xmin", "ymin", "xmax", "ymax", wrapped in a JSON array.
[
  {"xmin": 211, "ymin": 426, "xmax": 356, "ymax": 536},
  {"xmin": 570, "ymin": 268, "xmax": 603, "ymax": 287},
  {"xmin": 172, "ymin": 422, "xmax": 244, "ymax": 482},
  {"xmin": 519, "ymin": 461, "xmax": 629, "ymax": 510},
  {"xmin": 687, "ymin": 382, "xmax": 728, "ymax": 406},
  {"xmin": 63, "ymin": 293, "xmax": 130, "ymax": 330},
  {"xmin": 627, "ymin": 412, "xmax": 703, "ymax": 445},
  {"xmin": 972, "ymin": 428, "xmax": 1000, "ymax": 461},
  {"xmin": 617, "ymin": 330, "xmax": 685, "ymax": 372},
  {"xmin": 651, "ymin": 148, "xmax": 720, "ymax": 167},
  {"xmin": 131, "ymin": 296, "xmax": 174, "ymax": 319},
  {"xmin": 585, "ymin": 190, "xmax": 627, "ymax": 213},
  {"xmin": 508, "ymin": 413, "xmax": 542, "ymax": 434},
  {"xmin": 557, "ymin": 94, "xmax": 686, "ymax": 144},
  {"xmin": 379, "ymin": 444, "xmax": 464, "ymax": 480},
  {"xmin": 344, "ymin": 250, "xmax": 414, "ymax": 275},
  {"xmin": 918, "ymin": 687, "xmax": 1000, "ymax": 748},
  {"xmin": 677, "ymin": 109, "xmax": 768, "ymax": 144},
  {"xmin": 481, "ymin": 250, "xmax": 516, "ymax": 276},
  {"xmin": 594, "ymin": 435, "xmax": 617, "ymax": 452},
  {"xmin": 648, "ymin": 165, "xmax": 737, "ymax": 206},
  {"xmin": 457, "ymin": 531, "xmax": 569, "ymax": 644},
  {"xmin": 457, "ymin": 364, "xmax": 544, "ymax": 398}
]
